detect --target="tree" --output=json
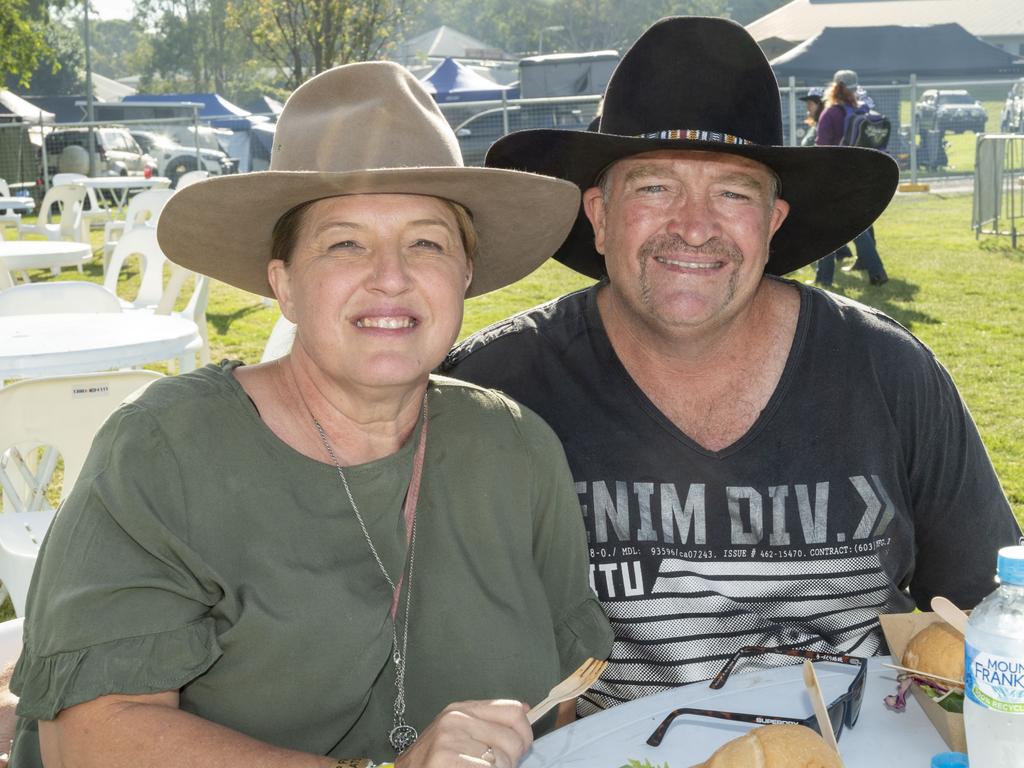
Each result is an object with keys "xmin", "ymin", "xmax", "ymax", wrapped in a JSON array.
[
  {"xmin": 1, "ymin": 0, "xmax": 50, "ymax": 88},
  {"xmin": 404, "ymin": 0, "xmax": 732, "ymax": 58},
  {"xmin": 551, "ymin": 0, "xmax": 730, "ymax": 53},
  {"xmin": 135, "ymin": 0, "xmax": 248, "ymax": 93},
  {"xmin": 410, "ymin": 0, "xmax": 557, "ymax": 57},
  {"xmin": 727, "ymin": 0, "xmax": 790, "ymax": 25},
  {"xmin": 85, "ymin": 18, "xmax": 148, "ymax": 79},
  {"xmin": 25, "ymin": 20, "xmax": 85, "ymax": 94},
  {"xmin": 233, "ymin": 0, "xmax": 420, "ymax": 90}
]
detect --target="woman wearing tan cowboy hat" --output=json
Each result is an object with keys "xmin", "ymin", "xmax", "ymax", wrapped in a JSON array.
[{"xmin": 8, "ymin": 62, "xmax": 612, "ymax": 768}]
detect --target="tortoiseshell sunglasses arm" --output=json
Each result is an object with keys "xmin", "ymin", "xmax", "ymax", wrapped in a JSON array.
[
  {"xmin": 646, "ymin": 707, "xmax": 806, "ymax": 747},
  {"xmin": 710, "ymin": 646, "xmax": 865, "ymax": 689}
]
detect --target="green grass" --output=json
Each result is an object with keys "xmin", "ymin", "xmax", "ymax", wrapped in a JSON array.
[{"xmin": 3, "ymin": 191, "xmax": 1023, "ymax": 528}]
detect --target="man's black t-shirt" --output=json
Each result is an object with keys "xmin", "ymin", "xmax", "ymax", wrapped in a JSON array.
[{"xmin": 443, "ymin": 279, "xmax": 1019, "ymax": 714}]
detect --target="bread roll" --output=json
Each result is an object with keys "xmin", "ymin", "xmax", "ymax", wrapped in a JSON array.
[
  {"xmin": 692, "ymin": 723, "xmax": 843, "ymax": 767},
  {"xmin": 902, "ymin": 622, "xmax": 964, "ymax": 685}
]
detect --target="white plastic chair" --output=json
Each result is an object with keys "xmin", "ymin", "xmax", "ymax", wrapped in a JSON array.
[
  {"xmin": 17, "ymin": 183, "xmax": 88, "ymax": 249},
  {"xmin": 52, "ymin": 172, "xmax": 111, "ymax": 229},
  {"xmin": 0, "ymin": 370, "xmax": 163, "ymax": 616},
  {"xmin": 154, "ymin": 264, "xmax": 211, "ymax": 367},
  {"xmin": 0, "ymin": 179, "xmax": 22, "ymax": 233},
  {"xmin": 102, "ymin": 188, "xmax": 174, "ymax": 269},
  {"xmin": 103, "ymin": 227, "xmax": 168, "ymax": 310},
  {"xmin": 175, "ymin": 169, "xmax": 210, "ymax": 189},
  {"xmin": 260, "ymin": 313, "xmax": 296, "ymax": 363},
  {"xmin": 0, "ymin": 281, "xmax": 122, "ymax": 316},
  {"xmin": 0, "ymin": 617, "xmax": 23, "ymax": 666}
]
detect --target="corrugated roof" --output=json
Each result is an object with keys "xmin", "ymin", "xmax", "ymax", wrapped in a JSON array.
[{"xmin": 748, "ymin": 0, "xmax": 1024, "ymax": 43}]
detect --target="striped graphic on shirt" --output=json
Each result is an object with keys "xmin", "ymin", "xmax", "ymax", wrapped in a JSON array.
[{"xmin": 578, "ymin": 553, "xmax": 891, "ymax": 716}]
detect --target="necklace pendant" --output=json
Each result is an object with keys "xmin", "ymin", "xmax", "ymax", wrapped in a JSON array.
[{"xmin": 389, "ymin": 723, "xmax": 418, "ymax": 752}]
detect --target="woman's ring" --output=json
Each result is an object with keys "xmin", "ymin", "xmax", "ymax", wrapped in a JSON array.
[{"xmin": 481, "ymin": 746, "xmax": 496, "ymax": 764}]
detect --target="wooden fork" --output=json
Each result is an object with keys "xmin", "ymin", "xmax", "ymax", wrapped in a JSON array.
[{"xmin": 526, "ymin": 658, "xmax": 608, "ymax": 724}]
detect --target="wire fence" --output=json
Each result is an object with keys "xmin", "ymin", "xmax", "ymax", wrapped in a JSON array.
[{"xmin": 2, "ymin": 74, "xmax": 1022, "ymax": 208}]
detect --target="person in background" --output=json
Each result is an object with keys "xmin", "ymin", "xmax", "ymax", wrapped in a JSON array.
[
  {"xmin": 815, "ymin": 68, "xmax": 889, "ymax": 287},
  {"xmin": 9, "ymin": 61, "xmax": 612, "ymax": 768},
  {"xmin": 444, "ymin": 16, "xmax": 1020, "ymax": 715},
  {"xmin": 800, "ymin": 87, "xmax": 825, "ymax": 147}
]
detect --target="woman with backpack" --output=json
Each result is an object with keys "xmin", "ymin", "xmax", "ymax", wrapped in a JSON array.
[{"xmin": 814, "ymin": 69, "xmax": 889, "ymax": 287}]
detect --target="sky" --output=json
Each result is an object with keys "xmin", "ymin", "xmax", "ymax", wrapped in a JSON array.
[{"xmin": 91, "ymin": 0, "xmax": 134, "ymax": 21}]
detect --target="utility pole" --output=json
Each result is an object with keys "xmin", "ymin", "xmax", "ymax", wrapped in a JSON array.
[{"xmin": 84, "ymin": 0, "xmax": 96, "ymax": 177}]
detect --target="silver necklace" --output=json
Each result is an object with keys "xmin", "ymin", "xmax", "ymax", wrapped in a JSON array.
[{"xmin": 312, "ymin": 397, "xmax": 427, "ymax": 754}]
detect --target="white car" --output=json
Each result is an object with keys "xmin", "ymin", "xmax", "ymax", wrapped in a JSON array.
[{"xmin": 130, "ymin": 130, "xmax": 236, "ymax": 185}]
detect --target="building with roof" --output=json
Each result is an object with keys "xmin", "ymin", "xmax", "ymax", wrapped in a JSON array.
[
  {"xmin": 748, "ymin": 0, "xmax": 1024, "ymax": 61},
  {"xmin": 394, "ymin": 26, "xmax": 508, "ymax": 65}
]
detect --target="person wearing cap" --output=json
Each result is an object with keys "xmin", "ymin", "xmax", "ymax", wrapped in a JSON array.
[
  {"xmin": 799, "ymin": 87, "xmax": 825, "ymax": 147},
  {"xmin": 814, "ymin": 68, "xmax": 889, "ymax": 286},
  {"xmin": 7, "ymin": 62, "xmax": 612, "ymax": 768},
  {"xmin": 445, "ymin": 17, "xmax": 1020, "ymax": 715}
]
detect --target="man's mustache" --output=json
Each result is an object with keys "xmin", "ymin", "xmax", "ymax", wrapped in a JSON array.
[{"xmin": 640, "ymin": 234, "xmax": 743, "ymax": 264}]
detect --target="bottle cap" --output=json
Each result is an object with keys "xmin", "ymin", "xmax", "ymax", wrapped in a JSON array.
[
  {"xmin": 997, "ymin": 545, "xmax": 1024, "ymax": 586},
  {"xmin": 931, "ymin": 752, "xmax": 969, "ymax": 768}
]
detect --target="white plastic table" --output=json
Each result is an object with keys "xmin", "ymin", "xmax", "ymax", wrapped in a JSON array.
[
  {"xmin": 0, "ymin": 241, "xmax": 92, "ymax": 274},
  {"xmin": 78, "ymin": 176, "xmax": 172, "ymax": 217},
  {"xmin": 0, "ymin": 197, "xmax": 35, "ymax": 213},
  {"xmin": 522, "ymin": 657, "xmax": 949, "ymax": 768},
  {"xmin": 0, "ymin": 312, "xmax": 199, "ymax": 379}
]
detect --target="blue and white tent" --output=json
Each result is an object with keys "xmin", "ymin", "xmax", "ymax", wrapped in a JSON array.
[
  {"xmin": 420, "ymin": 58, "xmax": 517, "ymax": 103},
  {"xmin": 122, "ymin": 92, "xmax": 268, "ymax": 131}
]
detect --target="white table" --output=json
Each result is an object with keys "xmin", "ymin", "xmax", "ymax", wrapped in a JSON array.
[
  {"xmin": 0, "ymin": 312, "xmax": 199, "ymax": 379},
  {"xmin": 77, "ymin": 176, "xmax": 172, "ymax": 217},
  {"xmin": 523, "ymin": 657, "xmax": 950, "ymax": 767},
  {"xmin": 0, "ymin": 241, "xmax": 92, "ymax": 274},
  {"xmin": 0, "ymin": 197, "xmax": 35, "ymax": 213}
]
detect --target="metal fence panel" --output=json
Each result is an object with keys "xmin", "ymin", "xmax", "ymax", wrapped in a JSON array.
[
  {"xmin": 973, "ymin": 134, "xmax": 1024, "ymax": 247},
  {"xmin": 437, "ymin": 76, "xmax": 1024, "ymax": 182}
]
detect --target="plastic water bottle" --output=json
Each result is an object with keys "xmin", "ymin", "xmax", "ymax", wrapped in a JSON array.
[{"xmin": 964, "ymin": 545, "xmax": 1024, "ymax": 767}]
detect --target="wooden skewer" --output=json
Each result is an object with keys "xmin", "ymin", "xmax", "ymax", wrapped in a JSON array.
[
  {"xmin": 930, "ymin": 596, "xmax": 969, "ymax": 636},
  {"xmin": 881, "ymin": 663, "xmax": 964, "ymax": 688},
  {"xmin": 802, "ymin": 660, "xmax": 842, "ymax": 760}
]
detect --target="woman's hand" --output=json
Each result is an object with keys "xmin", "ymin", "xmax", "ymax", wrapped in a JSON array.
[{"xmin": 395, "ymin": 699, "xmax": 533, "ymax": 768}]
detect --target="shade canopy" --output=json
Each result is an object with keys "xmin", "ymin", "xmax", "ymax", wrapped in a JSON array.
[
  {"xmin": 123, "ymin": 92, "xmax": 269, "ymax": 130},
  {"xmin": 420, "ymin": 58, "xmax": 516, "ymax": 103},
  {"xmin": 771, "ymin": 23, "xmax": 1024, "ymax": 82},
  {"xmin": 0, "ymin": 90, "xmax": 55, "ymax": 124}
]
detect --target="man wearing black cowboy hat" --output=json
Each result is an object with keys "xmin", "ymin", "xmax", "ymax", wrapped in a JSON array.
[{"xmin": 444, "ymin": 17, "xmax": 1019, "ymax": 713}]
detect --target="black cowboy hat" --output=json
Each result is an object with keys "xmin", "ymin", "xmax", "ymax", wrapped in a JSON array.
[{"xmin": 484, "ymin": 16, "xmax": 899, "ymax": 279}]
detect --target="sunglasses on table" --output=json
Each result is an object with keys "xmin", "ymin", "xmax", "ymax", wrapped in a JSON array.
[{"xmin": 646, "ymin": 646, "xmax": 867, "ymax": 748}]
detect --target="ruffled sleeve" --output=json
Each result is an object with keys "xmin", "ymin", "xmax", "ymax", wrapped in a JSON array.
[
  {"xmin": 552, "ymin": 598, "xmax": 615, "ymax": 678},
  {"xmin": 11, "ymin": 401, "xmax": 226, "ymax": 720}
]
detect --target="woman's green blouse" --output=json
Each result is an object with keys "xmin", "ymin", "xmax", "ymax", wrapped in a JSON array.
[{"xmin": 10, "ymin": 362, "xmax": 612, "ymax": 763}]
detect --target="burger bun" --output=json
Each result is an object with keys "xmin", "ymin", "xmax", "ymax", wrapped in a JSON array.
[
  {"xmin": 692, "ymin": 723, "xmax": 843, "ymax": 767},
  {"xmin": 902, "ymin": 622, "xmax": 964, "ymax": 685}
]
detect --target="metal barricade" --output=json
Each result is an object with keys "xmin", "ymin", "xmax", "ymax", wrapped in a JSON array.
[{"xmin": 973, "ymin": 134, "xmax": 1024, "ymax": 247}]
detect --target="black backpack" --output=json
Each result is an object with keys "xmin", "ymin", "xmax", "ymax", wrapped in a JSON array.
[{"xmin": 841, "ymin": 104, "xmax": 891, "ymax": 149}]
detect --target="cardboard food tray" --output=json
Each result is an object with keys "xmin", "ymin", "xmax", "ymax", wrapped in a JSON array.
[{"xmin": 879, "ymin": 612, "xmax": 966, "ymax": 752}]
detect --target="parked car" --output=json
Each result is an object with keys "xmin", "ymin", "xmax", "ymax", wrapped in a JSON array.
[
  {"xmin": 1000, "ymin": 78, "xmax": 1024, "ymax": 133},
  {"xmin": 455, "ymin": 101, "xmax": 597, "ymax": 166},
  {"xmin": 130, "ymin": 129, "xmax": 235, "ymax": 185},
  {"xmin": 914, "ymin": 89, "xmax": 987, "ymax": 134},
  {"xmin": 43, "ymin": 127, "xmax": 157, "ymax": 177}
]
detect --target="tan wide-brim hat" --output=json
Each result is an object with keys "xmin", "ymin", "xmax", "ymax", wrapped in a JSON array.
[{"xmin": 157, "ymin": 61, "xmax": 581, "ymax": 298}]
